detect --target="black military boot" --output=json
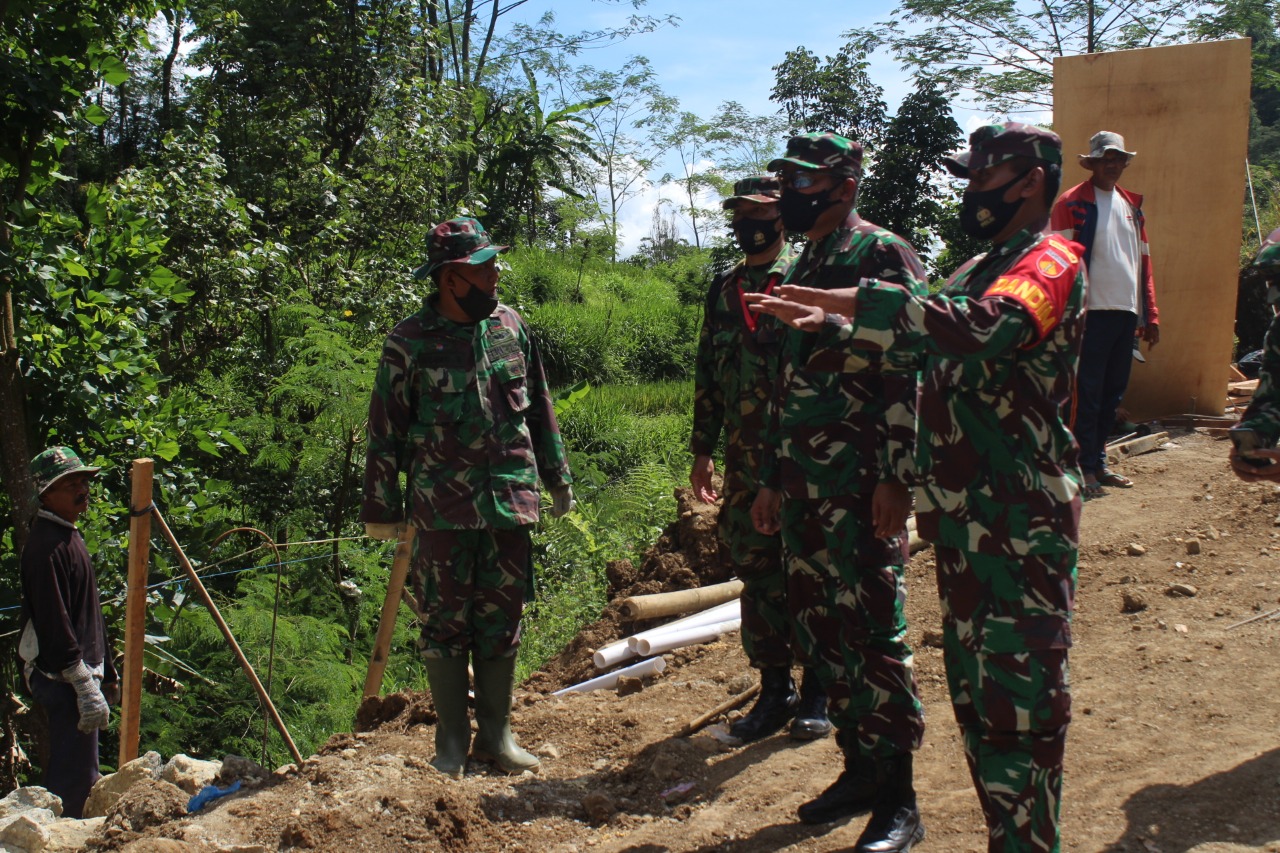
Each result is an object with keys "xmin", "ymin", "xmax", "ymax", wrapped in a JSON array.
[
  {"xmin": 789, "ymin": 667, "xmax": 833, "ymax": 741},
  {"xmin": 797, "ymin": 730, "xmax": 877, "ymax": 824},
  {"xmin": 729, "ymin": 666, "xmax": 798, "ymax": 743},
  {"xmin": 852, "ymin": 753, "xmax": 925, "ymax": 852}
]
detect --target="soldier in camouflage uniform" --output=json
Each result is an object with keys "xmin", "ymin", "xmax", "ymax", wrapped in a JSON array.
[
  {"xmin": 362, "ymin": 216, "xmax": 574, "ymax": 778},
  {"xmin": 1231, "ymin": 226, "xmax": 1280, "ymax": 480},
  {"xmin": 747, "ymin": 133, "xmax": 927, "ymax": 852},
  {"xmin": 690, "ymin": 176, "xmax": 830, "ymax": 743},
  {"xmin": 750, "ymin": 123, "xmax": 1086, "ymax": 853}
]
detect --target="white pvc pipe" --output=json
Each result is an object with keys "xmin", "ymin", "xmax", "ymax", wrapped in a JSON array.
[
  {"xmin": 553, "ymin": 656, "xmax": 667, "ymax": 696},
  {"xmin": 592, "ymin": 641, "xmax": 637, "ymax": 670},
  {"xmin": 593, "ymin": 599, "xmax": 741, "ymax": 670},
  {"xmin": 632, "ymin": 619, "xmax": 741, "ymax": 657},
  {"xmin": 625, "ymin": 600, "xmax": 740, "ymax": 653}
]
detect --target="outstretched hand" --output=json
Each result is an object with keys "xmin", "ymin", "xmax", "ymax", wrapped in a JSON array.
[{"xmin": 742, "ymin": 293, "xmax": 826, "ymax": 331}]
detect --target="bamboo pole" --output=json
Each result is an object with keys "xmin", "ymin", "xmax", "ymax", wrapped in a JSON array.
[
  {"xmin": 149, "ymin": 507, "xmax": 303, "ymax": 765},
  {"xmin": 119, "ymin": 458, "xmax": 152, "ymax": 767},
  {"xmin": 362, "ymin": 526, "xmax": 417, "ymax": 699},
  {"xmin": 619, "ymin": 579, "xmax": 745, "ymax": 620}
]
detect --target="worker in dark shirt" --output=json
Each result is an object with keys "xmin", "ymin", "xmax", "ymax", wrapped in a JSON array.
[{"xmin": 19, "ymin": 446, "xmax": 116, "ymax": 818}]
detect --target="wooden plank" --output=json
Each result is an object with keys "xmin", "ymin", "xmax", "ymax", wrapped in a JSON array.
[
  {"xmin": 1229, "ymin": 364, "xmax": 1249, "ymax": 382},
  {"xmin": 1105, "ymin": 431, "xmax": 1170, "ymax": 465},
  {"xmin": 1229, "ymin": 379, "xmax": 1259, "ymax": 396},
  {"xmin": 1054, "ymin": 40, "xmax": 1252, "ymax": 419},
  {"xmin": 119, "ymin": 458, "xmax": 152, "ymax": 768}
]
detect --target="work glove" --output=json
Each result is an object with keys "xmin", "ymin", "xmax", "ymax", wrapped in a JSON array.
[
  {"xmin": 62, "ymin": 660, "xmax": 110, "ymax": 733},
  {"xmin": 364, "ymin": 521, "xmax": 405, "ymax": 541},
  {"xmin": 550, "ymin": 485, "xmax": 575, "ymax": 518}
]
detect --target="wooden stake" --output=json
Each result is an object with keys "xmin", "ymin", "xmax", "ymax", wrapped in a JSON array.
[
  {"xmin": 150, "ymin": 507, "xmax": 303, "ymax": 765},
  {"xmin": 362, "ymin": 526, "xmax": 417, "ymax": 699},
  {"xmin": 119, "ymin": 458, "xmax": 152, "ymax": 768},
  {"xmin": 678, "ymin": 683, "xmax": 760, "ymax": 737}
]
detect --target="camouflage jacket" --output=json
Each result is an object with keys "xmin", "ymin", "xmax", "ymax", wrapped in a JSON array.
[
  {"xmin": 690, "ymin": 244, "xmax": 797, "ymax": 489},
  {"xmin": 1241, "ymin": 227, "xmax": 1280, "ymax": 443},
  {"xmin": 835, "ymin": 229, "xmax": 1087, "ymax": 556},
  {"xmin": 759, "ymin": 212, "xmax": 927, "ymax": 499},
  {"xmin": 362, "ymin": 297, "xmax": 572, "ymax": 530}
]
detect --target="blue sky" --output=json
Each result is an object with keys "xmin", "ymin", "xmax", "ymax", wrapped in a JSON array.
[{"xmin": 505, "ymin": 0, "xmax": 964, "ymax": 254}]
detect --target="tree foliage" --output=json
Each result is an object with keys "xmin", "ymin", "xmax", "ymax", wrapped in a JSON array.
[{"xmin": 846, "ymin": 0, "xmax": 1210, "ymax": 113}]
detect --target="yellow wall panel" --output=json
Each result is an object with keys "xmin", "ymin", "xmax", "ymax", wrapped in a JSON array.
[{"xmin": 1053, "ymin": 39, "xmax": 1252, "ymax": 418}]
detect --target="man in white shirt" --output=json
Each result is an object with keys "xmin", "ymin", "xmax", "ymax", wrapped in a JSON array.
[{"xmin": 1051, "ymin": 131, "xmax": 1159, "ymax": 498}]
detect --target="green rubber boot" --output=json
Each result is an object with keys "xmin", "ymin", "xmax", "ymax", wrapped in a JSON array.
[
  {"xmin": 422, "ymin": 655, "xmax": 472, "ymax": 779},
  {"xmin": 471, "ymin": 655, "xmax": 540, "ymax": 774}
]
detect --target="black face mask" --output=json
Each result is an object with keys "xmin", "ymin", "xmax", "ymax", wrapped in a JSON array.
[
  {"xmin": 959, "ymin": 168, "xmax": 1032, "ymax": 239},
  {"xmin": 454, "ymin": 278, "xmax": 498, "ymax": 322},
  {"xmin": 732, "ymin": 217, "xmax": 781, "ymax": 255},
  {"xmin": 779, "ymin": 185, "xmax": 840, "ymax": 233}
]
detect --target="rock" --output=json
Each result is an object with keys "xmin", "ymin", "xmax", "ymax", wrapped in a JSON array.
[
  {"xmin": 217, "ymin": 755, "xmax": 270, "ymax": 788},
  {"xmin": 0, "ymin": 787, "xmax": 63, "ymax": 820},
  {"xmin": 84, "ymin": 751, "xmax": 164, "ymax": 818},
  {"xmin": 1127, "ymin": 543, "xmax": 1147, "ymax": 556},
  {"xmin": 536, "ymin": 743, "xmax": 561, "ymax": 759},
  {"xmin": 1206, "ymin": 525, "xmax": 1221, "ymax": 540},
  {"xmin": 1174, "ymin": 623, "xmax": 1189, "ymax": 633},
  {"xmin": 0, "ymin": 814, "xmax": 50, "ymax": 851},
  {"xmin": 921, "ymin": 629, "xmax": 945, "ymax": 648},
  {"xmin": 581, "ymin": 791, "xmax": 616, "ymax": 824},
  {"xmin": 1121, "ymin": 591, "xmax": 1149, "ymax": 613},
  {"xmin": 1186, "ymin": 539, "xmax": 1202, "ymax": 555},
  {"xmin": 44, "ymin": 816, "xmax": 105, "ymax": 852},
  {"xmin": 161, "ymin": 754, "xmax": 221, "ymax": 795},
  {"xmin": 1169, "ymin": 583, "xmax": 1198, "ymax": 597},
  {"xmin": 725, "ymin": 673, "xmax": 754, "ymax": 694},
  {"xmin": 616, "ymin": 676, "xmax": 644, "ymax": 697},
  {"xmin": 116, "ymin": 840, "xmax": 203, "ymax": 852}
]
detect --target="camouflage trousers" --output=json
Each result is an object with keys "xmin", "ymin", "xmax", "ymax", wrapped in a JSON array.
[
  {"xmin": 412, "ymin": 527, "xmax": 531, "ymax": 660},
  {"xmin": 780, "ymin": 494, "xmax": 923, "ymax": 755},
  {"xmin": 934, "ymin": 546, "xmax": 1076, "ymax": 853},
  {"xmin": 719, "ymin": 480, "xmax": 795, "ymax": 669}
]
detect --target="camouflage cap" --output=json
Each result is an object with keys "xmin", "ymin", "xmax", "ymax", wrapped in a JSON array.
[
  {"xmin": 767, "ymin": 133, "xmax": 863, "ymax": 177},
  {"xmin": 942, "ymin": 123, "xmax": 1062, "ymax": 178},
  {"xmin": 722, "ymin": 175, "xmax": 783, "ymax": 210},
  {"xmin": 1255, "ymin": 226, "xmax": 1280, "ymax": 274},
  {"xmin": 31, "ymin": 446, "xmax": 100, "ymax": 496},
  {"xmin": 1078, "ymin": 130, "xmax": 1136, "ymax": 166},
  {"xmin": 412, "ymin": 216, "xmax": 510, "ymax": 280}
]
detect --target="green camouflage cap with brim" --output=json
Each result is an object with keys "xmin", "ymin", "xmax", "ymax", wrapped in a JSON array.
[
  {"xmin": 31, "ymin": 446, "xmax": 100, "ymax": 497},
  {"xmin": 412, "ymin": 216, "xmax": 510, "ymax": 280},
  {"xmin": 767, "ymin": 133, "xmax": 863, "ymax": 177},
  {"xmin": 1257, "ymin": 227, "xmax": 1280, "ymax": 273},
  {"xmin": 722, "ymin": 175, "xmax": 783, "ymax": 210},
  {"xmin": 1077, "ymin": 130, "xmax": 1136, "ymax": 167},
  {"xmin": 942, "ymin": 123, "xmax": 1062, "ymax": 178}
]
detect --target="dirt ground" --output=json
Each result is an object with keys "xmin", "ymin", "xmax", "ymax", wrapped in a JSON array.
[{"xmin": 98, "ymin": 431, "xmax": 1280, "ymax": 853}]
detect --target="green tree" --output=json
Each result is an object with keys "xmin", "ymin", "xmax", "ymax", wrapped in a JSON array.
[
  {"xmin": 1, "ymin": 0, "xmax": 160, "ymax": 546},
  {"xmin": 656, "ymin": 110, "xmax": 720, "ymax": 250},
  {"xmin": 846, "ymin": 0, "xmax": 1207, "ymax": 113},
  {"xmin": 859, "ymin": 80, "xmax": 963, "ymax": 267},
  {"xmin": 707, "ymin": 101, "xmax": 788, "ymax": 180},
  {"xmin": 770, "ymin": 45, "xmax": 887, "ymax": 146}
]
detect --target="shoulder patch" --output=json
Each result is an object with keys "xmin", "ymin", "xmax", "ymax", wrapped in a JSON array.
[{"xmin": 981, "ymin": 234, "xmax": 1084, "ymax": 343}]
